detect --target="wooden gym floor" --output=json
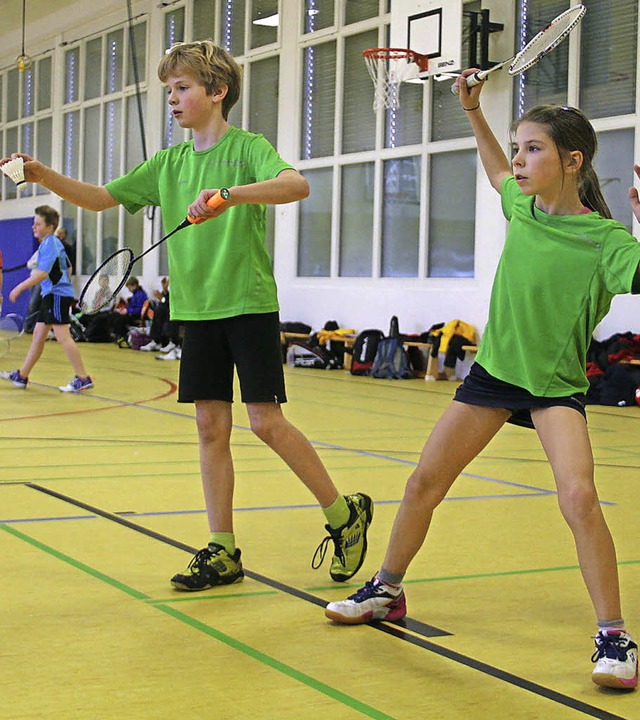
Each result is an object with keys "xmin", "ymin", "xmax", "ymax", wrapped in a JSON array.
[{"xmin": 1, "ymin": 336, "xmax": 639, "ymax": 720}]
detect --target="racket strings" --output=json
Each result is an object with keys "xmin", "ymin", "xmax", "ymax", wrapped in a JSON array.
[
  {"xmin": 80, "ymin": 250, "xmax": 132, "ymax": 314},
  {"xmin": 0, "ymin": 313, "xmax": 25, "ymax": 341},
  {"xmin": 511, "ymin": 6, "xmax": 585, "ymax": 73}
]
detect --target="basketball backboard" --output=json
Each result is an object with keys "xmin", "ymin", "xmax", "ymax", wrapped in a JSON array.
[{"xmin": 390, "ymin": 0, "xmax": 463, "ymax": 78}]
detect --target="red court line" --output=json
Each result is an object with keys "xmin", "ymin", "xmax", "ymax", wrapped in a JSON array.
[{"xmin": 0, "ymin": 376, "xmax": 177, "ymax": 423}]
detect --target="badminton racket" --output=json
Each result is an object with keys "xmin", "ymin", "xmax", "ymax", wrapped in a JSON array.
[
  {"xmin": 0, "ymin": 313, "xmax": 25, "ymax": 358},
  {"xmin": 78, "ymin": 187, "xmax": 230, "ymax": 315},
  {"xmin": 452, "ymin": 4, "xmax": 586, "ymax": 95}
]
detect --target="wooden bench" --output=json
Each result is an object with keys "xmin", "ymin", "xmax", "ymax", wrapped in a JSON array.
[
  {"xmin": 403, "ymin": 341, "xmax": 478, "ymax": 380},
  {"xmin": 280, "ymin": 331, "xmax": 311, "ymax": 345},
  {"xmin": 281, "ymin": 331, "xmax": 477, "ymax": 377},
  {"xmin": 281, "ymin": 331, "xmax": 358, "ymax": 369}
]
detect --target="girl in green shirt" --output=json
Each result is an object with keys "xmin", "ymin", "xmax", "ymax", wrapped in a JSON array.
[{"xmin": 326, "ymin": 72, "xmax": 640, "ymax": 690}]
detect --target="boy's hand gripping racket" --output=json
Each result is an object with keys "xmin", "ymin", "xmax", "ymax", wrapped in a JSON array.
[
  {"xmin": 78, "ymin": 188, "xmax": 230, "ymax": 315},
  {"xmin": 452, "ymin": 4, "xmax": 586, "ymax": 95}
]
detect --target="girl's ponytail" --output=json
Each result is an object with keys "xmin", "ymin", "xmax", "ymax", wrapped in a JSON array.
[{"xmin": 580, "ymin": 165, "xmax": 612, "ymax": 219}]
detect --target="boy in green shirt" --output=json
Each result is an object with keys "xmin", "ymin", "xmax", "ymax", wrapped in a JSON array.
[{"xmin": 1, "ymin": 41, "xmax": 372, "ymax": 590}]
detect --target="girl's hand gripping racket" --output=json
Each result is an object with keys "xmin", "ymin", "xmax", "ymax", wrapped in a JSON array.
[
  {"xmin": 452, "ymin": 4, "xmax": 586, "ymax": 95},
  {"xmin": 78, "ymin": 188, "xmax": 230, "ymax": 315}
]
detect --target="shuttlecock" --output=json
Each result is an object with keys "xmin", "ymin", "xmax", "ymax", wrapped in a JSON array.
[{"xmin": 1, "ymin": 157, "xmax": 26, "ymax": 186}]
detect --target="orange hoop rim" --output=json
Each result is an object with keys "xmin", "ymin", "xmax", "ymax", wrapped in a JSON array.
[{"xmin": 362, "ymin": 47, "xmax": 430, "ymax": 74}]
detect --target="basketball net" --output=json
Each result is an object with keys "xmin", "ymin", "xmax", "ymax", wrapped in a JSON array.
[{"xmin": 362, "ymin": 48, "xmax": 429, "ymax": 111}]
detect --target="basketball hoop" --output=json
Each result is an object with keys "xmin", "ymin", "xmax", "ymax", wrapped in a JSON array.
[{"xmin": 362, "ymin": 47, "xmax": 430, "ymax": 111}]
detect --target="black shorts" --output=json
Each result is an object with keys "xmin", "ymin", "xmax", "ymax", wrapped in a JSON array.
[
  {"xmin": 178, "ymin": 312, "xmax": 287, "ymax": 404},
  {"xmin": 37, "ymin": 294, "xmax": 73, "ymax": 325},
  {"xmin": 454, "ymin": 362, "xmax": 587, "ymax": 429}
]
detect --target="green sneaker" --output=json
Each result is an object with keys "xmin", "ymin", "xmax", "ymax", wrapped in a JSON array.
[
  {"xmin": 312, "ymin": 493, "xmax": 374, "ymax": 582},
  {"xmin": 171, "ymin": 543, "xmax": 244, "ymax": 591}
]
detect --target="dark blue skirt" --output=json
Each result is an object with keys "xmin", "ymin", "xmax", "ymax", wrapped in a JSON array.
[{"xmin": 454, "ymin": 362, "xmax": 587, "ymax": 429}]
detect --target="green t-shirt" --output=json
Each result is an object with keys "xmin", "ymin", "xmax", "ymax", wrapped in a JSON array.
[
  {"xmin": 476, "ymin": 175, "xmax": 640, "ymax": 396},
  {"xmin": 106, "ymin": 126, "xmax": 293, "ymax": 320}
]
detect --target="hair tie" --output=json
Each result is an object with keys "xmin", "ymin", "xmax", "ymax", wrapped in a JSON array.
[{"xmin": 463, "ymin": 104, "xmax": 480, "ymax": 112}]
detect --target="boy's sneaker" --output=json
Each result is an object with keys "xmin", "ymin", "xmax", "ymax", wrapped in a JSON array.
[
  {"xmin": 592, "ymin": 629, "xmax": 638, "ymax": 689},
  {"xmin": 159, "ymin": 341, "xmax": 176, "ymax": 353},
  {"xmin": 325, "ymin": 577, "xmax": 407, "ymax": 624},
  {"xmin": 59, "ymin": 376, "xmax": 94, "ymax": 393},
  {"xmin": 171, "ymin": 543, "xmax": 244, "ymax": 591},
  {"xmin": 312, "ymin": 492, "xmax": 374, "ymax": 582},
  {"xmin": 0, "ymin": 369, "xmax": 28, "ymax": 388}
]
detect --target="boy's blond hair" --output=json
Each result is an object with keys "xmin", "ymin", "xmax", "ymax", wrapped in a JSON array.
[{"xmin": 158, "ymin": 41, "xmax": 242, "ymax": 121}]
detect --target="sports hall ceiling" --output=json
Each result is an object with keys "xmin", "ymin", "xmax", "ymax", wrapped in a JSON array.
[{"xmin": 0, "ymin": 0, "xmax": 77, "ymax": 37}]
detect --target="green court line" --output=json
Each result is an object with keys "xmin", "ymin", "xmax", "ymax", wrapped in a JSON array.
[
  {"xmin": 0, "ymin": 523, "xmax": 149, "ymax": 600},
  {"xmin": 0, "ymin": 523, "xmax": 394, "ymax": 720},
  {"xmin": 155, "ymin": 602, "xmax": 395, "ymax": 719},
  {"xmin": 307, "ymin": 558, "xmax": 640, "ymax": 593},
  {"xmin": 147, "ymin": 590, "xmax": 279, "ymax": 604}
]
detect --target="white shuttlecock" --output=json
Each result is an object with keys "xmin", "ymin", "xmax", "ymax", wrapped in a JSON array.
[{"xmin": 1, "ymin": 157, "xmax": 26, "ymax": 186}]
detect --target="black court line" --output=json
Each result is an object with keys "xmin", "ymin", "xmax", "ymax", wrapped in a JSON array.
[
  {"xmin": 24, "ymin": 482, "xmax": 446, "ymax": 638},
  {"xmin": 24, "ymin": 482, "xmax": 629, "ymax": 720}
]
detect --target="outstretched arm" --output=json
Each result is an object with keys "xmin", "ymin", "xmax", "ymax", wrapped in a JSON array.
[
  {"xmin": 454, "ymin": 70, "xmax": 512, "ymax": 193},
  {"xmin": 0, "ymin": 153, "xmax": 118, "ymax": 212},
  {"xmin": 630, "ymin": 164, "xmax": 640, "ymax": 224}
]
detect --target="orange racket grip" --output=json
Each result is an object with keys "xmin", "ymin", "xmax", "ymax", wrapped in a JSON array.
[{"xmin": 188, "ymin": 187, "xmax": 231, "ymax": 224}]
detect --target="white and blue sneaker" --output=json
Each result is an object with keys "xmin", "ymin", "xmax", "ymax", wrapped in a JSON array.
[
  {"xmin": 325, "ymin": 576, "xmax": 406, "ymax": 624},
  {"xmin": 59, "ymin": 375, "xmax": 94, "ymax": 393},
  {"xmin": 592, "ymin": 629, "xmax": 638, "ymax": 689},
  {"xmin": 0, "ymin": 369, "xmax": 28, "ymax": 388}
]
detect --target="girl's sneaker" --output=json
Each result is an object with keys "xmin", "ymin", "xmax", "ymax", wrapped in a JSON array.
[
  {"xmin": 592, "ymin": 629, "xmax": 638, "ymax": 689},
  {"xmin": 325, "ymin": 577, "xmax": 406, "ymax": 624}
]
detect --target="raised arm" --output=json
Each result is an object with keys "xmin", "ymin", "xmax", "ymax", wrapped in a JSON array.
[
  {"xmin": 630, "ymin": 164, "xmax": 640, "ymax": 225},
  {"xmin": 454, "ymin": 70, "xmax": 512, "ymax": 193},
  {"xmin": 0, "ymin": 153, "xmax": 118, "ymax": 212}
]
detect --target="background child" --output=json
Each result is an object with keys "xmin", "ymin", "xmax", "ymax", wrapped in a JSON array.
[
  {"xmin": 111, "ymin": 276, "xmax": 148, "ymax": 346},
  {"xmin": 0, "ymin": 205, "xmax": 93, "ymax": 392},
  {"xmin": 326, "ymin": 70, "xmax": 640, "ymax": 690},
  {"xmin": 0, "ymin": 41, "xmax": 373, "ymax": 590}
]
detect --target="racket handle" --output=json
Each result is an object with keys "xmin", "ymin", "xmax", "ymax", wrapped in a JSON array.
[
  {"xmin": 188, "ymin": 187, "xmax": 231, "ymax": 224},
  {"xmin": 450, "ymin": 63, "xmax": 505, "ymax": 95},
  {"xmin": 451, "ymin": 70, "xmax": 485, "ymax": 95}
]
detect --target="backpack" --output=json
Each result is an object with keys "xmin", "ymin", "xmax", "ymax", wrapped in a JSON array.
[
  {"xmin": 280, "ymin": 321, "xmax": 312, "ymax": 335},
  {"xmin": 589, "ymin": 362, "xmax": 640, "ymax": 406},
  {"xmin": 286, "ymin": 340, "xmax": 338, "ymax": 369},
  {"xmin": 350, "ymin": 329, "xmax": 384, "ymax": 375},
  {"xmin": 371, "ymin": 316, "xmax": 413, "ymax": 380}
]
